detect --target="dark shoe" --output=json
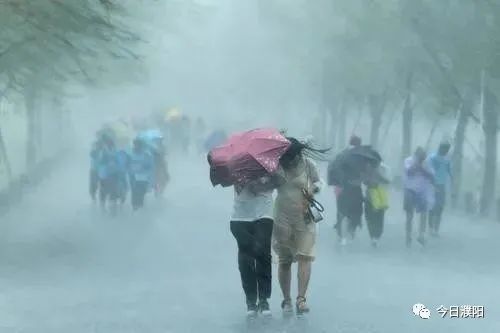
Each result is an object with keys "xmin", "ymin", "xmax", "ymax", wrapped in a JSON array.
[
  {"xmin": 258, "ymin": 299, "xmax": 272, "ymax": 317},
  {"xmin": 246, "ymin": 302, "xmax": 258, "ymax": 319},
  {"xmin": 417, "ymin": 235, "xmax": 426, "ymax": 246}
]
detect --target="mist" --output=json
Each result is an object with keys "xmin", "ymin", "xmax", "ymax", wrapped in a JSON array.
[{"xmin": 0, "ymin": 1, "xmax": 499, "ymax": 332}]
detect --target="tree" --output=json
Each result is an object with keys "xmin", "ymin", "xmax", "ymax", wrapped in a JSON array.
[{"xmin": 0, "ymin": 0, "xmax": 149, "ymax": 171}]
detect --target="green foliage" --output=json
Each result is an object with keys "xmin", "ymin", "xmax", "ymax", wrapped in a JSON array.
[{"xmin": 0, "ymin": 0, "xmax": 152, "ymax": 101}]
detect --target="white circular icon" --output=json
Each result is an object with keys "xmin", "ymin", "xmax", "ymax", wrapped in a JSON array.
[
  {"xmin": 419, "ymin": 308, "xmax": 431, "ymax": 319},
  {"xmin": 413, "ymin": 303, "xmax": 425, "ymax": 316}
]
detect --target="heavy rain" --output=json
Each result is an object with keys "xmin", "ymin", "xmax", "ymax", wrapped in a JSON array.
[{"xmin": 0, "ymin": 1, "xmax": 499, "ymax": 332}]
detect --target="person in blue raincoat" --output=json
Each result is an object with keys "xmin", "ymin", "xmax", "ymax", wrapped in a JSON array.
[
  {"xmin": 115, "ymin": 148, "xmax": 130, "ymax": 205},
  {"xmin": 149, "ymin": 137, "xmax": 169, "ymax": 197},
  {"xmin": 97, "ymin": 135, "xmax": 120, "ymax": 214},
  {"xmin": 128, "ymin": 138, "xmax": 154, "ymax": 210}
]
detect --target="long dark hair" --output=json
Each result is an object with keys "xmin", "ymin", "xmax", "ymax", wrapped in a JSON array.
[{"xmin": 280, "ymin": 137, "xmax": 331, "ymax": 169}]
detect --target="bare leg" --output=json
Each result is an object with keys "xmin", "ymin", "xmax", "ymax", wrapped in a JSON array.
[
  {"xmin": 297, "ymin": 259, "xmax": 311, "ymax": 298},
  {"xmin": 405, "ymin": 211, "xmax": 413, "ymax": 247},
  {"xmin": 278, "ymin": 263, "xmax": 292, "ymax": 301},
  {"xmin": 418, "ymin": 212, "xmax": 427, "ymax": 245}
]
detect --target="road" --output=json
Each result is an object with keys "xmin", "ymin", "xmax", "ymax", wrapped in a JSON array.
[{"xmin": 0, "ymin": 153, "xmax": 499, "ymax": 332}]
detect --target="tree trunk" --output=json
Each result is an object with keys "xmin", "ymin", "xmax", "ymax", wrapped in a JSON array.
[
  {"xmin": 320, "ymin": 106, "xmax": 328, "ymax": 147},
  {"xmin": 480, "ymin": 88, "xmax": 498, "ymax": 217},
  {"xmin": 425, "ymin": 116, "xmax": 440, "ymax": 151},
  {"xmin": 451, "ymin": 103, "xmax": 471, "ymax": 208},
  {"xmin": 329, "ymin": 103, "xmax": 338, "ymax": 151},
  {"xmin": 381, "ymin": 103, "xmax": 399, "ymax": 148},
  {"xmin": 402, "ymin": 73, "xmax": 413, "ymax": 160},
  {"xmin": 0, "ymin": 126, "xmax": 12, "ymax": 184},
  {"xmin": 25, "ymin": 84, "xmax": 37, "ymax": 173}
]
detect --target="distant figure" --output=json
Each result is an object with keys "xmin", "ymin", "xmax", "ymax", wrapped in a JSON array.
[
  {"xmin": 128, "ymin": 138, "xmax": 154, "ymax": 210},
  {"xmin": 180, "ymin": 116, "xmax": 191, "ymax": 153},
  {"xmin": 331, "ymin": 134, "xmax": 363, "ymax": 245},
  {"xmin": 364, "ymin": 161, "xmax": 390, "ymax": 248},
  {"xmin": 96, "ymin": 136, "xmax": 120, "ymax": 215},
  {"xmin": 115, "ymin": 148, "xmax": 130, "ymax": 206},
  {"xmin": 427, "ymin": 142, "xmax": 451, "ymax": 237},
  {"xmin": 151, "ymin": 138, "xmax": 169, "ymax": 197},
  {"xmin": 403, "ymin": 147, "xmax": 435, "ymax": 247},
  {"xmin": 89, "ymin": 134, "xmax": 103, "ymax": 202}
]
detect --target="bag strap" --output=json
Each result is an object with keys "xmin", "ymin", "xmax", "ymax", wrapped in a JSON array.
[{"xmin": 303, "ymin": 159, "xmax": 324, "ymax": 212}]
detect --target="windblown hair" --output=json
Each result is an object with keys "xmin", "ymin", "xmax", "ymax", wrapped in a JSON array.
[{"xmin": 280, "ymin": 137, "xmax": 331, "ymax": 168}]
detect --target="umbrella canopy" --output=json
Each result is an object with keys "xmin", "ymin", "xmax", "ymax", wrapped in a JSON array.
[
  {"xmin": 204, "ymin": 130, "xmax": 227, "ymax": 152},
  {"xmin": 138, "ymin": 129, "xmax": 163, "ymax": 141},
  {"xmin": 164, "ymin": 108, "xmax": 182, "ymax": 122},
  {"xmin": 208, "ymin": 128, "xmax": 290, "ymax": 187},
  {"xmin": 327, "ymin": 145, "xmax": 381, "ymax": 186},
  {"xmin": 110, "ymin": 121, "xmax": 133, "ymax": 149},
  {"xmin": 137, "ymin": 129, "xmax": 164, "ymax": 151}
]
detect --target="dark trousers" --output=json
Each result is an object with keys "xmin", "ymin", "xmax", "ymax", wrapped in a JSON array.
[
  {"xmin": 90, "ymin": 170, "xmax": 99, "ymax": 200},
  {"xmin": 335, "ymin": 185, "xmax": 363, "ymax": 238},
  {"xmin": 429, "ymin": 185, "xmax": 446, "ymax": 232},
  {"xmin": 230, "ymin": 219, "xmax": 273, "ymax": 304},
  {"xmin": 99, "ymin": 177, "xmax": 119, "ymax": 205},
  {"xmin": 365, "ymin": 201, "xmax": 385, "ymax": 240},
  {"xmin": 131, "ymin": 180, "xmax": 148, "ymax": 210}
]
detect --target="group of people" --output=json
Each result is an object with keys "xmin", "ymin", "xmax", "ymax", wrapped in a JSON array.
[
  {"xmin": 329, "ymin": 135, "xmax": 452, "ymax": 249},
  {"xmin": 329, "ymin": 135, "xmax": 390, "ymax": 248},
  {"xmin": 403, "ymin": 142, "xmax": 451, "ymax": 247},
  {"xmin": 228, "ymin": 137, "xmax": 328, "ymax": 319},
  {"xmin": 89, "ymin": 127, "xmax": 169, "ymax": 214},
  {"xmin": 226, "ymin": 134, "xmax": 452, "ymax": 320}
]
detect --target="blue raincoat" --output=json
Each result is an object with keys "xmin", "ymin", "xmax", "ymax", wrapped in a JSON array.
[
  {"xmin": 116, "ymin": 149, "xmax": 130, "ymax": 199},
  {"xmin": 128, "ymin": 149, "xmax": 154, "ymax": 186},
  {"xmin": 97, "ymin": 146, "xmax": 120, "ymax": 180}
]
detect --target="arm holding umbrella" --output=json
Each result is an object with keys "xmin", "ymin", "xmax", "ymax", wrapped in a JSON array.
[{"xmin": 247, "ymin": 169, "xmax": 286, "ymax": 194}]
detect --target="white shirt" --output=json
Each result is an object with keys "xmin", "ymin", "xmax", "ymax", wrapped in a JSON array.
[{"xmin": 230, "ymin": 180, "xmax": 274, "ymax": 222}]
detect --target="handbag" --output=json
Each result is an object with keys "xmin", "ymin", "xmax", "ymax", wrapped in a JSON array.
[
  {"xmin": 303, "ymin": 161, "xmax": 325, "ymax": 223},
  {"xmin": 303, "ymin": 190, "xmax": 325, "ymax": 223},
  {"xmin": 368, "ymin": 185, "xmax": 389, "ymax": 210}
]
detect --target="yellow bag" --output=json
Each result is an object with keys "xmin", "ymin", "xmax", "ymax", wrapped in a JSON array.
[{"xmin": 368, "ymin": 186, "xmax": 389, "ymax": 210}]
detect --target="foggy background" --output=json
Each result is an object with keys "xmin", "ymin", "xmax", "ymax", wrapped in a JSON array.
[{"xmin": 0, "ymin": 0, "xmax": 499, "ymax": 332}]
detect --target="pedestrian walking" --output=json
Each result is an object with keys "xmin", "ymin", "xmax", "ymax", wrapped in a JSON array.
[
  {"xmin": 230, "ymin": 176, "xmax": 280, "ymax": 319},
  {"xmin": 207, "ymin": 128, "xmax": 291, "ymax": 319},
  {"xmin": 96, "ymin": 135, "xmax": 120, "ymax": 215},
  {"xmin": 328, "ymin": 136, "xmax": 378, "ymax": 246},
  {"xmin": 89, "ymin": 135, "xmax": 103, "ymax": 202},
  {"xmin": 364, "ymin": 162, "xmax": 390, "ymax": 247},
  {"xmin": 273, "ymin": 138, "xmax": 328, "ymax": 315},
  {"xmin": 427, "ymin": 142, "xmax": 451, "ymax": 237},
  {"xmin": 128, "ymin": 138, "xmax": 154, "ymax": 210},
  {"xmin": 403, "ymin": 147, "xmax": 435, "ymax": 247}
]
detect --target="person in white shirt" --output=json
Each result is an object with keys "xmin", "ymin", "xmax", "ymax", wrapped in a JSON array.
[{"xmin": 230, "ymin": 175, "xmax": 281, "ymax": 319}]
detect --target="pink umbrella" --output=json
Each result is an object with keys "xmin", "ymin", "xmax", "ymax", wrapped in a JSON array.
[{"xmin": 208, "ymin": 128, "xmax": 290, "ymax": 187}]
